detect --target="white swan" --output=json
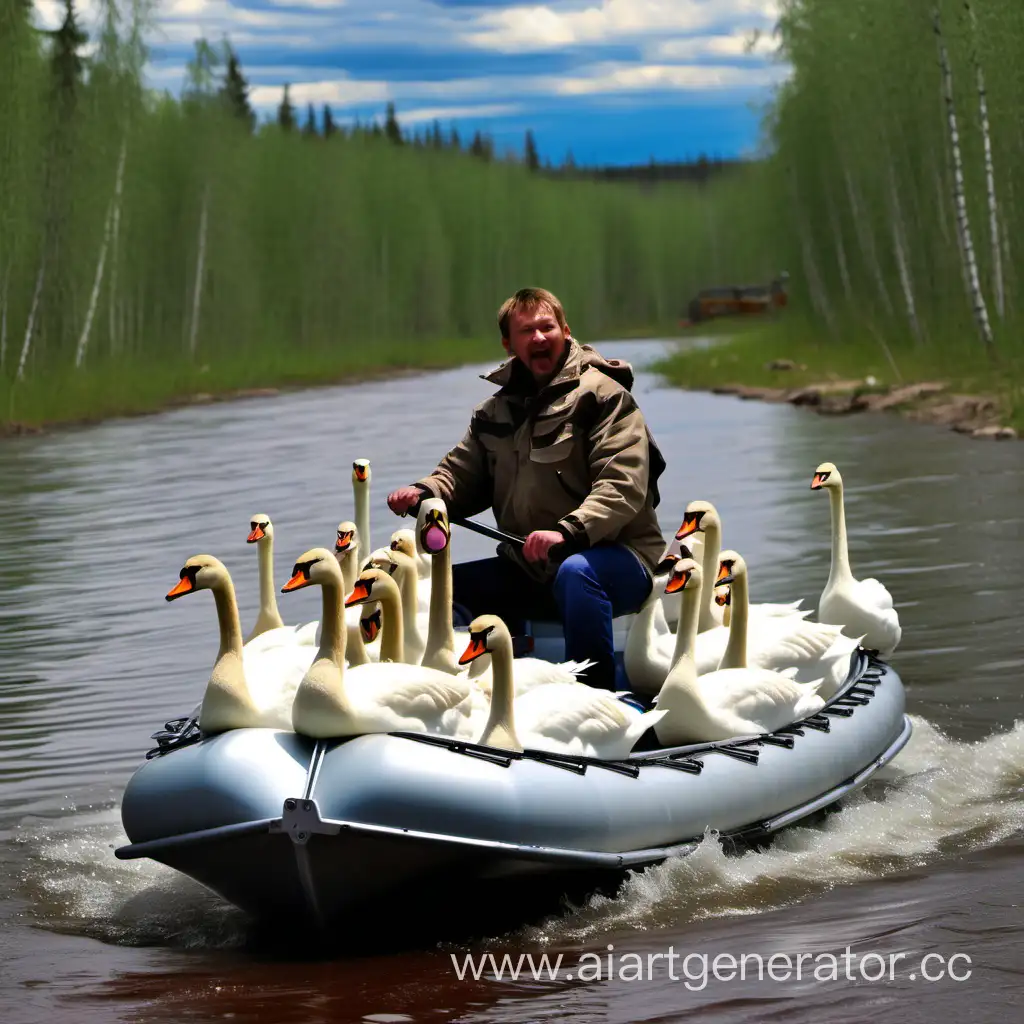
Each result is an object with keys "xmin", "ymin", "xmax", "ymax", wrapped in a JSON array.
[
  {"xmin": 391, "ymin": 527, "xmax": 432, "ymax": 583},
  {"xmin": 389, "ymin": 530, "xmax": 432, "ymax": 613},
  {"xmin": 334, "ymin": 520, "xmax": 379, "ymax": 666},
  {"xmin": 676, "ymin": 500, "xmax": 808, "ymax": 631},
  {"xmin": 625, "ymin": 545, "xmax": 846, "ymax": 690},
  {"xmin": 166, "ymin": 555, "xmax": 315, "ymax": 733},
  {"xmin": 652, "ymin": 559, "xmax": 826, "ymax": 746},
  {"xmin": 280, "ymin": 548, "xmax": 474, "ymax": 739},
  {"xmin": 458, "ymin": 615, "xmax": 666, "ymax": 758},
  {"xmin": 716, "ymin": 550, "xmax": 861, "ymax": 699},
  {"xmin": 811, "ymin": 462, "xmax": 902, "ymax": 658},
  {"xmin": 364, "ymin": 547, "xmax": 427, "ymax": 665},
  {"xmin": 244, "ymin": 514, "xmax": 319, "ymax": 648},
  {"xmin": 413, "ymin": 497, "xmax": 598, "ymax": 692},
  {"xmin": 352, "ymin": 459, "xmax": 372, "ymax": 564}
]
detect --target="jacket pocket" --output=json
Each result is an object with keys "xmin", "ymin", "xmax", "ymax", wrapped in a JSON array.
[{"xmin": 528, "ymin": 423, "xmax": 574, "ymax": 464}]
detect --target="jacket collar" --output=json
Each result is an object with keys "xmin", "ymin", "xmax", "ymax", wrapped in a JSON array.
[{"xmin": 481, "ymin": 338, "xmax": 584, "ymax": 399}]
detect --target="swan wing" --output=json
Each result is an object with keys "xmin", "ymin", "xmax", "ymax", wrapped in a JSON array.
[{"xmin": 853, "ymin": 576, "xmax": 895, "ymax": 611}]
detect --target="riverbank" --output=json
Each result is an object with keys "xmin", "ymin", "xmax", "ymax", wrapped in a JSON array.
[
  {"xmin": 0, "ymin": 323, "xmax": 687, "ymax": 439},
  {"xmin": 652, "ymin": 321, "xmax": 1022, "ymax": 440}
]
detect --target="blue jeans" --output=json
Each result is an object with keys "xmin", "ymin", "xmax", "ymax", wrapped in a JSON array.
[{"xmin": 451, "ymin": 545, "xmax": 652, "ymax": 690}]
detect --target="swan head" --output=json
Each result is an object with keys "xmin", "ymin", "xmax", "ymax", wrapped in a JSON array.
[
  {"xmin": 664, "ymin": 557, "xmax": 702, "ymax": 595},
  {"xmin": 389, "ymin": 529, "xmax": 417, "ymax": 559},
  {"xmin": 344, "ymin": 566, "xmax": 400, "ymax": 608},
  {"xmin": 458, "ymin": 614, "xmax": 507, "ymax": 665},
  {"xmin": 335, "ymin": 521, "xmax": 357, "ymax": 554},
  {"xmin": 653, "ymin": 543, "xmax": 691, "ymax": 578},
  {"xmin": 360, "ymin": 606, "xmax": 381, "ymax": 644},
  {"xmin": 246, "ymin": 514, "xmax": 272, "ymax": 544},
  {"xmin": 280, "ymin": 547, "xmax": 342, "ymax": 592},
  {"xmin": 676, "ymin": 500, "xmax": 720, "ymax": 540},
  {"xmin": 715, "ymin": 548, "xmax": 747, "ymax": 587},
  {"xmin": 714, "ymin": 584, "xmax": 731, "ymax": 607},
  {"xmin": 352, "ymin": 459, "xmax": 371, "ymax": 485},
  {"xmin": 166, "ymin": 554, "xmax": 230, "ymax": 600},
  {"xmin": 417, "ymin": 498, "xmax": 451, "ymax": 553},
  {"xmin": 810, "ymin": 461, "xmax": 841, "ymax": 491}
]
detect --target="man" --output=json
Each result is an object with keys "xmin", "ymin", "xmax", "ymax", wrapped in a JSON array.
[{"xmin": 387, "ymin": 287, "xmax": 667, "ymax": 691}]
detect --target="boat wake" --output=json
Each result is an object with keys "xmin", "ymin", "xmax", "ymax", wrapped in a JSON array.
[
  {"xmin": 511, "ymin": 714, "xmax": 1024, "ymax": 947},
  {"xmin": 8, "ymin": 714, "xmax": 1024, "ymax": 954}
]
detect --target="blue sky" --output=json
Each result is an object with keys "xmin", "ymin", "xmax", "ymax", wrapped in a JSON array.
[{"xmin": 34, "ymin": 0, "xmax": 790, "ymax": 166}]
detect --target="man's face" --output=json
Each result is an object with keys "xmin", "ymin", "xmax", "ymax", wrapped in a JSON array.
[{"xmin": 502, "ymin": 302, "xmax": 569, "ymax": 382}]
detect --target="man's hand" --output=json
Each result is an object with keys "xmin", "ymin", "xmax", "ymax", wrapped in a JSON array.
[
  {"xmin": 523, "ymin": 529, "xmax": 564, "ymax": 563},
  {"xmin": 387, "ymin": 486, "xmax": 422, "ymax": 516}
]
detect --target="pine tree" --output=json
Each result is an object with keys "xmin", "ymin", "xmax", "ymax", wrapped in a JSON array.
[
  {"xmin": 219, "ymin": 44, "xmax": 255, "ymax": 131},
  {"xmin": 303, "ymin": 101, "xmax": 317, "ymax": 137},
  {"xmin": 384, "ymin": 101, "xmax": 402, "ymax": 144},
  {"xmin": 449, "ymin": 124, "xmax": 461, "ymax": 150},
  {"xmin": 323, "ymin": 104, "xmax": 336, "ymax": 137},
  {"xmin": 524, "ymin": 129, "xmax": 539, "ymax": 171},
  {"xmin": 277, "ymin": 83, "xmax": 296, "ymax": 132}
]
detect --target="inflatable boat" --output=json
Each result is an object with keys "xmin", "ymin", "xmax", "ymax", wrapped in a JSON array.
[{"xmin": 114, "ymin": 647, "xmax": 910, "ymax": 926}]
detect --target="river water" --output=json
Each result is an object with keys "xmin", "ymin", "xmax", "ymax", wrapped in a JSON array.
[{"xmin": 1, "ymin": 338, "xmax": 1021, "ymax": 1023}]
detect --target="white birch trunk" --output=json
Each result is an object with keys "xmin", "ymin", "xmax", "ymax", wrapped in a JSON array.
[
  {"xmin": 843, "ymin": 167, "xmax": 894, "ymax": 317},
  {"xmin": 886, "ymin": 162, "xmax": 922, "ymax": 343},
  {"xmin": 16, "ymin": 257, "xmax": 45, "ymax": 381},
  {"xmin": 75, "ymin": 138, "xmax": 128, "ymax": 367},
  {"xmin": 932, "ymin": 6, "xmax": 994, "ymax": 349},
  {"xmin": 187, "ymin": 184, "xmax": 210, "ymax": 357},
  {"xmin": 965, "ymin": 4, "xmax": 1004, "ymax": 319}
]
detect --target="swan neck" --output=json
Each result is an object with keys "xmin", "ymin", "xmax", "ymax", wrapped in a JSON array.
[
  {"xmin": 397, "ymin": 564, "xmax": 419, "ymax": 657},
  {"xmin": 477, "ymin": 632, "xmax": 520, "ymax": 749},
  {"xmin": 379, "ymin": 585, "xmax": 404, "ymax": 663},
  {"xmin": 213, "ymin": 581, "xmax": 245, "ymax": 659},
  {"xmin": 828, "ymin": 482, "xmax": 853, "ymax": 585},
  {"xmin": 319, "ymin": 577, "xmax": 347, "ymax": 666},
  {"xmin": 719, "ymin": 570, "xmax": 749, "ymax": 669},
  {"xmin": 671, "ymin": 576, "xmax": 701, "ymax": 673},
  {"xmin": 698, "ymin": 522, "xmax": 721, "ymax": 631},
  {"xmin": 338, "ymin": 549, "xmax": 357, "ymax": 594},
  {"xmin": 425, "ymin": 543, "xmax": 456, "ymax": 656},
  {"xmin": 257, "ymin": 538, "xmax": 280, "ymax": 622},
  {"xmin": 354, "ymin": 484, "xmax": 371, "ymax": 558}
]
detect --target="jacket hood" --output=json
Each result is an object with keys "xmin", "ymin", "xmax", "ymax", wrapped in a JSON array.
[{"xmin": 481, "ymin": 339, "xmax": 635, "ymax": 393}]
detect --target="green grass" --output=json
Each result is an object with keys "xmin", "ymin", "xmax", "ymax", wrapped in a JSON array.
[
  {"xmin": 0, "ymin": 320, "xmax": 688, "ymax": 432},
  {"xmin": 652, "ymin": 316, "xmax": 1024, "ymax": 432}
]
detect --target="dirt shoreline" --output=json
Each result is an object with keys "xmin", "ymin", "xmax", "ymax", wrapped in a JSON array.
[{"xmin": 699, "ymin": 367, "xmax": 1019, "ymax": 441}]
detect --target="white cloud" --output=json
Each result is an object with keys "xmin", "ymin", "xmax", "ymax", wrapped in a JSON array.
[
  {"xmin": 650, "ymin": 29, "xmax": 779, "ymax": 62},
  {"xmin": 464, "ymin": 0, "xmax": 780, "ymax": 52}
]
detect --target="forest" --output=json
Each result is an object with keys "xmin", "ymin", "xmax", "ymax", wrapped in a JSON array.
[{"xmin": 1, "ymin": 0, "xmax": 1020, "ymax": 428}]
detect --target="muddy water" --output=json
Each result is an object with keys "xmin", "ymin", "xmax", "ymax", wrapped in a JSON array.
[{"xmin": 1, "ymin": 339, "xmax": 1021, "ymax": 1023}]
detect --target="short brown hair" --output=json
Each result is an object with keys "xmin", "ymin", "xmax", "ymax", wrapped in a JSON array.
[{"xmin": 497, "ymin": 287, "xmax": 568, "ymax": 339}]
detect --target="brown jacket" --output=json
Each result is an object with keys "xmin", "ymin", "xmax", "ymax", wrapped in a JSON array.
[{"xmin": 413, "ymin": 339, "xmax": 668, "ymax": 582}]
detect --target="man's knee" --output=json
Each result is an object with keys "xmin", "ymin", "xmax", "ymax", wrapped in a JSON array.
[{"xmin": 553, "ymin": 552, "xmax": 598, "ymax": 600}]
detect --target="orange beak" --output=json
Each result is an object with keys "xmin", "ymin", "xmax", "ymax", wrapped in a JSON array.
[
  {"xmin": 345, "ymin": 580, "xmax": 372, "ymax": 607},
  {"xmin": 675, "ymin": 514, "xmax": 699, "ymax": 540},
  {"xmin": 715, "ymin": 586, "xmax": 731, "ymax": 607},
  {"xmin": 664, "ymin": 568, "xmax": 691, "ymax": 594},
  {"xmin": 716, "ymin": 562, "xmax": 734, "ymax": 586},
  {"xmin": 353, "ymin": 466, "xmax": 368, "ymax": 483},
  {"xmin": 335, "ymin": 531, "xmax": 353, "ymax": 552},
  {"xmin": 360, "ymin": 615, "xmax": 380, "ymax": 643},
  {"xmin": 459, "ymin": 637, "xmax": 488, "ymax": 665},
  {"xmin": 166, "ymin": 576, "xmax": 194, "ymax": 600},
  {"xmin": 247, "ymin": 524, "xmax": 265, "ymax": 543},
  {"xmin": 281, "ymin": 570, "xmax": 308, "ymax": 592},
  {"xmin": 810, "ymin": 472, "xmax": 826, "ymax": 490}
]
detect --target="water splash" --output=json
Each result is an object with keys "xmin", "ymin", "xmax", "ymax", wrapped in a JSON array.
[{"xmin": 510, "ymin": 715, "xmax": 1024, "ymax": 947}]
